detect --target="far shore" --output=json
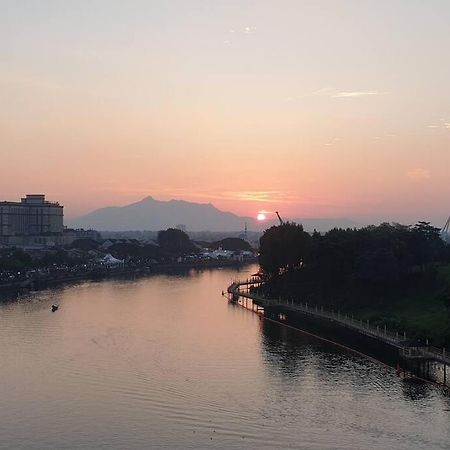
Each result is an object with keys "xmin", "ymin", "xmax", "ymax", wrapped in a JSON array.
[{"xmin": 0, "ymin": 258, "xmax": 257, "ymax": 295}]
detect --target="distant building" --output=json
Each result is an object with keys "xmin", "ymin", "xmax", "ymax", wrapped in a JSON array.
[
  {"xmin": 62, "ymin": 228, "xmax": 101, "ymax": 246},
  {"xmin": 0, "ymin": 194, "xmax": 63, "ymax": 237},
  {"xmin": 0, "ymin": 194, "xmax": 65, "ymax": 247}
]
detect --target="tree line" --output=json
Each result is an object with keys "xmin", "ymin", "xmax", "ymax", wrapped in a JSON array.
[{"xmin": 259, "ymin": 221, "xmax": 450, "ymax": 309}]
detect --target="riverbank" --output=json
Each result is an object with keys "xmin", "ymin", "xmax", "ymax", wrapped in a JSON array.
[
  {"xmin": 0, "ymin": 258, "xmax": 256, "ymax": 294},
  {"xmin": 259, "ymin": 264, "xmax": 450, "ymax": 347},
  {"xmin": 257, "ymin": 221, "xmax": 450, "ymax": 347},
  {"xmin": 352, "ymin": 265, "xmax": 450, "ymax": 346},
  {"xmin": 228, "ymin": 279, "xmax": 450, "ymax": 389}
]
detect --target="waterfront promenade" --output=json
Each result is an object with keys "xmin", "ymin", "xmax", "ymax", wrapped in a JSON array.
[{"xmin": 228, "ymin": 279, "xmax": 450, "ymax": 377}]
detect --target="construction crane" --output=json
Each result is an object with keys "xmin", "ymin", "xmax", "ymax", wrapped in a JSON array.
[
  {"xmin": 442, "ymin": 215, "xmax": 450, "ymax": 241},
  {"xmin": 275, "ymin": 211, "xmax": 284, "ymax": 225}
]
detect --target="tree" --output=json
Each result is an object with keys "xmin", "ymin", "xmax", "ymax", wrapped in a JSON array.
[
  {"xmin": 0, "ymin": 249, "xmax": 33, "ymax": 270},
  {"xmin": 410, "ymin": 221, "xmax": 445, "ymax": 269},
  {"xmin": 71, "ymin": 238, "xmax": 99, "ymax": 251},
  {"xmin": 260, "ymin": 221, "xmax": 450, "ymax": 308},
  {"xmin": 355, "ymin": 248, "xmax": 400, "ymax": 284},
  {"xmin": 108, "ymin": 243, "xmax": 142, "ymax": 259},
  {"xmin": 157, "ymin": 228, "xmax": 197, "ymax": 255},
  {"xmin": 259, "ymin": 222, "xmax": 311, "ymax": 277},
  {"xmin": 210, "ymin": 238, "xmax": 253, "ymax": 252}
]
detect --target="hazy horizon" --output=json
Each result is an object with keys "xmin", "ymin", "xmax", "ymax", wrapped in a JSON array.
[
  {"xmin": 2, "ymin": 191, "xmax": 448, "ymax": 229},
  {"xmin": 64, "ymin": 194, "xmax": 442, "ymax": 229},
  {"xmin": 2, "ymin": 1, "xmax": 450, "ymax": 226}
]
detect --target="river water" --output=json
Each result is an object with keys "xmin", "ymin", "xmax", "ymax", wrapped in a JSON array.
[{"xmin": 0, "ymin": 265, "xmax": 449, "ymax": 449}]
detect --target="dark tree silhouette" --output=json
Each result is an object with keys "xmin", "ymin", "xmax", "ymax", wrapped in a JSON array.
[
  {"xmin": 259, "ymin": 222, "xmax": 311, "ymax": 277},
  {"xmin": 210, "ymin": 238, "xmax": 253, "ymax": 252},
  {"xmin": 258, "ymin": 221, "xmax": 449, "ymax": 309},
  {"xmin": 157, "ymin": 228, "xmax": 197, "ymax": 255}
]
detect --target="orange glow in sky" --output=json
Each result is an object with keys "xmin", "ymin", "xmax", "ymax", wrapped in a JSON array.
[
  {"xmin": 1, "ymin": 1, "xmax": 450, "ymax": 225},
  {"xmin": 257, "ymin": 212, "xmax": 267, "ymax": 221}
]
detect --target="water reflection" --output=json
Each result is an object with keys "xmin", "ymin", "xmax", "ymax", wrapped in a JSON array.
[
  {"xmin": 401, "ymin": 379, "xmax": 433, "ymax": 401},
  {"xmin": 0, "ymin": 265, "xmax": 449, "ymax": 450},
  {"xmin": 261, "ymin": 319, "xmax": 310, "ymax": 376},
  {"xmin": 260, "ymin": 314, "xmax": 443, "ymax": 404}
]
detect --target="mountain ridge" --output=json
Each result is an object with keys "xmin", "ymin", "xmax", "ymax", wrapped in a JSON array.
[{"xmin": 68, "ymin": 196, "xmax": 361, "ymax": 232}]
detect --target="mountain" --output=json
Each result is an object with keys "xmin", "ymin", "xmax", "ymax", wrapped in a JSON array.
[
  {"xmin": 68, "ymin": 196, "xmax": 362, "ymax": 232},
  {"xmin": 69, "ymin": 196, "xmax": 254, "ymax": 232}
]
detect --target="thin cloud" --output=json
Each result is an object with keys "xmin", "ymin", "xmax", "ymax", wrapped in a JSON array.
[
  {"xmin": 224, "ymin": 26, "xmax": 256, "ymax": 46},
  {"xmin": 227, "ymin": 26, "xmax": 256, "ymax": 35},
  {"xmin": 324, "ymin": 137, "xmax": 343, "ymax": 146},
  {"xmin": 225, "ymin": 191, "xmax": 296, "ymax": 203},
  {"xmin": 406, "ymin": 168, "xmax": 431, "ymax": 181},
  {"xmin": 332, "ymin": 91, "xmax": 386, "ymax": 98},
  {"xmin": 425, "ymin": 117, "xmax": 450, "ymax": 129},
  {"xmin": 299, "ymin": 87, "xmax": 336, "ymax": 98},
  {"xmin": 299, "ymin": 87, "xmax": 387, "ymax": 100}
]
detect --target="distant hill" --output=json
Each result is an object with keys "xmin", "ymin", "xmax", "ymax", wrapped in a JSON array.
[
  {"xmin": 68, "ymin": 196, "xmax": 361, "ymax": 232},
  {"xmin": 69, "ymin": 196, "xmax": 254, "ymax": 232}
]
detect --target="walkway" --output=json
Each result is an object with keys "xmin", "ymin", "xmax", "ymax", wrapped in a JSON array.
[{"xmin": 227, "ymin": 279, "xmax": 450, "ymax": 367}]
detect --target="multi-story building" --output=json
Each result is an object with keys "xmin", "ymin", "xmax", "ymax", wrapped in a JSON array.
[{"xmin": 0, "ymin": 194, "xmax": 64, "ymax": 239}]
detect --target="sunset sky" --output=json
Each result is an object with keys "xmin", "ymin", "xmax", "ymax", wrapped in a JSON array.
[{"xmin": 1, "ymin": 0, "xmax": 450, "ymax": 225}]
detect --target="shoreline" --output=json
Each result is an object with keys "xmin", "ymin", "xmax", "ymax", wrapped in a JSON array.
[
  {"xmin": 0, "ymin": 259, "xmax": 256, "ymax": 294},
  {"xmin": 227, "ymin": 279, "xmax": 450, "ymax": 391}
]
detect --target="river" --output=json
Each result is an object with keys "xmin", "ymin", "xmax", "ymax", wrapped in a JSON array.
[{"xmin": 0, "ymin": 265, "xmax": 449, "ymax": 449}]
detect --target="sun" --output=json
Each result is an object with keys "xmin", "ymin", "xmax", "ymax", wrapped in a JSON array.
[{"xmin": 257, "ymin": 212, "xmax": 266, "ymax": 221}]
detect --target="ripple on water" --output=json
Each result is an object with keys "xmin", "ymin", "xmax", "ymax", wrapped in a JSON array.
[{"xmin": 1, "ymin": 267, "xmax": 450, "ymax": 450}]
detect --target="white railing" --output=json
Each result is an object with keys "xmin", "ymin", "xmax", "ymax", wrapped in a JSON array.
[{"xmin": 228, "ymin": 278, "xmax": 450, "ymax": 365}]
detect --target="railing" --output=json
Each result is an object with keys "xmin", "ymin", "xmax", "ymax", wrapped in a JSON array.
[
  {"xmin": 401, "ymin": 345, "xmax": 448, "ymax": 361},
  {"xmin": 228, "ymin": 278, "xmax": 450, "ymax": 366}
]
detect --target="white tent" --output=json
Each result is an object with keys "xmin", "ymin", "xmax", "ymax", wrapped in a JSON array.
[{"xmin": 101, "ymin": 253, "xmax": 124, "ymax": 266}]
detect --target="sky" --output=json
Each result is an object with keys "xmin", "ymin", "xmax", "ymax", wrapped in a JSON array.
[{"xmin": 1, "ymin": 0, "xmax": 450, "ymax": 225}]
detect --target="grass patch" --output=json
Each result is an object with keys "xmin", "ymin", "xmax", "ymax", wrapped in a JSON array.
[{"xmin": 354, "ymin": 265, "xmax": 450, "ymax": 345}]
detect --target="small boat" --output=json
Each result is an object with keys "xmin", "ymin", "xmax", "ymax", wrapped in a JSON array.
[{"xmin": 51, "ymin": 304, "xmax": 59, "ymax": 312}]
